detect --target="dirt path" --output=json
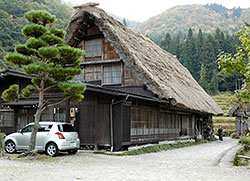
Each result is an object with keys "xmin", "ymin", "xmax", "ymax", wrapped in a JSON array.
[{"xmin": 0, "ymin": 137, "xmax": 249, "ymax": 181}]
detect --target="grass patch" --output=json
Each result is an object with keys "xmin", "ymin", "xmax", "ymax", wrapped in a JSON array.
[
  {"xmin": 213, "ymin": 117, "xmax": 235, "ymax": 121},
  {"xmin": 94, "ymin": 140, "xmax": 208, "ymax": 156},
  {"xmin": 239, "ymin": 136, "xmax": 250, "ymax": 145},
  {"xmin": 5, "ymin": 153, "xmax": 58, "ymax": 162}
]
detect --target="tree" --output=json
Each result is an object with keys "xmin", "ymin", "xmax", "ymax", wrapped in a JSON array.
[
  {"xmin": 122, "ymin": 18, "xmax": 127, "ymax": 27},
  {"xmin": 199, "ymin": 34, "xmax": 217, "ymax": 93},
  {"xmin": 160, "ymin": 32, "xmax": 171, "ymax": 51},
  {"xmin": 218, "ymin": 23, "xmax": 250, "ymax": 101},
  {"xmin": 2, "ymin": 10, "xmax": 86, "ymax": 152},
  {"xmin": 180, "ymin": 28, "xmax": 197, "ymax": 80}
]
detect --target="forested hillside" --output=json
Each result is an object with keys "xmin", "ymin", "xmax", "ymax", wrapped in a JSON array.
[
  {"xmin": 0, "ymin": 0, "xmax": 73, "ymax": 70},
  {"xmin": 133, "ymin": 4, "xmax": 250, "ymax": 41},
  {"xmin": 158, "ymin": 28, "xmax": 242, "ymax": 94}
]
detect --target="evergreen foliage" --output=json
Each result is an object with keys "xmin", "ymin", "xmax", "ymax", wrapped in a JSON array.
[
  {"xmin": 1, "ymin": 10, "xmax": 85, "ymax": 152},
  {"xmin": 159, "ymin": 28, "xmax": 242, "ymax": 94}
]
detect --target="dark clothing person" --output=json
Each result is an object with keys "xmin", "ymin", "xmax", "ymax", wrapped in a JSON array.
[{"xmin": 218, "ymin": 127, "xmax": 223, "ymax": 141}]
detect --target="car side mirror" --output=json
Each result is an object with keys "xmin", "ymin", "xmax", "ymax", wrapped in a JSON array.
[{"xmin": 18, "ymin": 129, "xmax": 23, "ymax": 134}]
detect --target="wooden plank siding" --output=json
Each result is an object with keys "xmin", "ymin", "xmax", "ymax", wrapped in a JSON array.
[
  {"xmin": 75, "ymin": 24, "xmax": 142, "ymax": 87},
  {"xmin": 72, "ymin": 94, "xmax": 112, "ymax": 148}
]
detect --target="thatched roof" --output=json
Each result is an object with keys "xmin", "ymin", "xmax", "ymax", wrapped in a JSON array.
[{"xmin": 65, "ymin": 5, "xmax": 223, "ymax": 115}]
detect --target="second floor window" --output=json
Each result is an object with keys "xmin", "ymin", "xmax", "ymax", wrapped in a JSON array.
[
  {"xmin": 103, "ymin": 65, "xmax": 122, "ymax": 84},
  {"xmin": 85, "ymin": 39, "xmax": 102, "ymax": 58}
]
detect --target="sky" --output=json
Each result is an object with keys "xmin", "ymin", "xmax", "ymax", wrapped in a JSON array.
[{"xmin": 63, "ymin": 0, "xmax": 250, "ymax": 22}]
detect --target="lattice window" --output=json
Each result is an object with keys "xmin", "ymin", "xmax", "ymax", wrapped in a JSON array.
[
  {"xmin": 0, "ymin": 110, "xmax": 14, "ymax": 127},
  {"xmin": 103, "ymin": 65, "xmax": 122, "ymax": 84},
  {"xmin": 85, "ymin": 39, "xmax": 102, "ymax": 57}
]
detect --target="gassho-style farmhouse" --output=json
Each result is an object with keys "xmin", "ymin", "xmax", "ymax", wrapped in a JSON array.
[{"xmin": 0, "ymin": 5, "xmax": 223, "ymax": 151}]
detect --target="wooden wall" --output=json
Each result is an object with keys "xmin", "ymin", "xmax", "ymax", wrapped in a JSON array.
[
  {"xmin": 72, "ymin": 93, "xmax": 111, "ymax": 148},
  {"xmin": 76, "ymin": 25, "xmax": 143, "ymax": 87}
]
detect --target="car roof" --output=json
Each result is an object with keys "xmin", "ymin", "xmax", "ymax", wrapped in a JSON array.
[{"xmin": 27, "ymin": 122, "xmax": 70, "ymax": 125}]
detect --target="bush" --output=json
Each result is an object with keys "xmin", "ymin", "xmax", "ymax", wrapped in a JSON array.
[
  {"xmin": 230, "ymin": 132, "xmax": 240, "ymax": 139},
  {"xmin": 239, "ymin": 136, "xmax": 250, "ymax": 145},
  {"xmin": 233, "ymin": 145, "xmax": 250, "ymax": 166}
]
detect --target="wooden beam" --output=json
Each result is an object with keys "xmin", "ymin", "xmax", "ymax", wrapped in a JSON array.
[{"xmin": 236, "ymin": 155, "xmax": 250, "ymax": 159}]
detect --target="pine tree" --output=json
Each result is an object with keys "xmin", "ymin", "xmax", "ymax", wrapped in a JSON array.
[
  {"xmin": 160, "ymin": 32, "xmax": 171, "ymax": 51},
  {"xmin": 2, "ymin": 10, "xmax": 86, "ymax": 152},
  {"xmin": 180, "ymin": 28, "xmax": 197, "ymax": 80},
  {"xmin": 169, "ymin": 35, "xmax": 181, "ymax": 58},
  {"xmin": 199, "ymin": 34, "xmax": 217, "ymax": 93},
  {"xmin": 122, "ymin": 18, "xmax": 127, "ymax": 27}
]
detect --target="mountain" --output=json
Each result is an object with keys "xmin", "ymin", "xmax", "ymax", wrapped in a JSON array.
[
  {"xmin": 132, "ymin": 4, "xmax": 250, "ymax": 40},
  {"xmin": 108, "ymin": 13, "xmax": 139, "ymax": 28},
  {"xmin": 0, "ymin": 0, "xmax": 74, "ymax": 69}
]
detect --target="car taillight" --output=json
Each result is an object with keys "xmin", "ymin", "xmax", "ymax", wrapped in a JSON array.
[
  {"xmin": 77, "ymin": 132, "xmax": 80, "ymax": 139},
  {"xmin": 55, "ymin": 132, "xmax": 65, "ymax": 139}
]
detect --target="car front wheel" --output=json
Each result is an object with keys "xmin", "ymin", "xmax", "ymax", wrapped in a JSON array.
[
  {"xmin": 5, "ymin": 140, "xmax": 16, "ymax": 154},
  {"xmin": 46, "ymin": 142, "xmax": 58, "ymax": 157}
]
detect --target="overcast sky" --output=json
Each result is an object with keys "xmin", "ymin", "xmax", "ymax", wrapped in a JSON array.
[{"xmin": 64, "ymin": 0, "xmax": 250, "ymax": 22}]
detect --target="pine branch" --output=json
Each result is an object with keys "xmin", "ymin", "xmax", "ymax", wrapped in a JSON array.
[
  {"xmin": 44, "ymin": 83, "xmax": 58, "ymax": 92},
  {"xmin": 41, "ymin": 96, "xmax": 71, "ymax": 113}
]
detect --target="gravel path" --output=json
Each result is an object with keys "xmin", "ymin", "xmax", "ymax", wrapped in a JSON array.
[{"xmin": 0, "ymin": 137, "xmax": 249, "ymax": 181}]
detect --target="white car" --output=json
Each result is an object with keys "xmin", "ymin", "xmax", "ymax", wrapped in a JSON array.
[{"xmin": 4, "ymin": 122, "xmax": 80, "ymax": 157}]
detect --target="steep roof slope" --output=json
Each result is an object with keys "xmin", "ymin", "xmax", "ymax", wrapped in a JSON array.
[{"xmin": 65, "ymin": 5, "xmax": 223, "ymax": 115}]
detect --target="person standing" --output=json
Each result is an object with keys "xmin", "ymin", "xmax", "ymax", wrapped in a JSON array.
[{"xmin": 218, "ymin": 126, "xmax": 223, "ymax": 141}]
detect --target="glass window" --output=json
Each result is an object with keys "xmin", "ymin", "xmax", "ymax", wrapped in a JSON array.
[
  {"xmin": 22, "ymin": 125, "xmax": 33, "ymax": 133},
  {"xmin": 85, "ymin": 39, "xmax": 102, "ymax": 57},
  {"xmin": 103, "ymin": 65, "xmax": 122, "ymax": 84},
  {"xmin": 58, "ymin": 124, "xmax": 75, "ymax": 132},
  {"xmin": 0, "ymin": 110, "xmax": 14, "ymax": 127},
  {"xmin": 39, "ymin": 124, "xmax": 53, "ymax": 132}
]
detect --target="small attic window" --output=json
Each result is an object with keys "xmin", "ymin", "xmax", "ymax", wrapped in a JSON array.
[
  {"xmin": 84, "ymin": 39, "xmax": 102, "ymax": 58},
  {"xmin": 103, "ymin": 64, "xmax": 122, "ymax": 84}
]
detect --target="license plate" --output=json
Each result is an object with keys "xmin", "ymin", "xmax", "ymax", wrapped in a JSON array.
[{"xmin": 70, "ymin": 142, "xmax": 76, "ymax": 147}]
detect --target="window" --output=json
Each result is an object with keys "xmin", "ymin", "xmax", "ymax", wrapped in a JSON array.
[
  {"xmin": 58, "ymin": 124, "xmax": 75, "ymax": 132},
  {"xmin": 85, "ymin": 39, "xmax": 102, "ymax": 57},
  {"xmin": 22, "ymin": 125, "xmax": 33, "ymax": 133},
  {"xmin": 103, "ymin": 65, "xmax": 122, "ymax": 84},
  {"xmin": 72, "ymin": 70, "xmax": 84, "ymax": 82},
  {"xmin": 38, "ymin": 124, "xmax": 53, "ymax": 132},
  {"xmin": 0, "ymin": 110, "xmax": 14, "ymax": 127}
]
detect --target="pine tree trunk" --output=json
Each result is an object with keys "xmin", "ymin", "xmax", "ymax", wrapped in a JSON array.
[{"xmin": 28, "ymin": 76, "xmax": 45, "ymax": 151}]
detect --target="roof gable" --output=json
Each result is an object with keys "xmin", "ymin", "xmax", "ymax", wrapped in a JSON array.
[{"xmin": 65, "ymin": 6, "xmax": 223, "ymax": 115}]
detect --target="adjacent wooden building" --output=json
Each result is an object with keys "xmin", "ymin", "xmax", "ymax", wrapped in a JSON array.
[
  {"xmin": 227, "ymin": 105, "xmax": 250, "ymax": 135},
  {"xmin": 0, "ymin": 5, "xmax": 223, "ymax": 151}
]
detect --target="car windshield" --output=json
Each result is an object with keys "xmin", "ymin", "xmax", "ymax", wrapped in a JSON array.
[{"xmin": 58, "ymin": 124, "xmax": 75, "ymax": 132}]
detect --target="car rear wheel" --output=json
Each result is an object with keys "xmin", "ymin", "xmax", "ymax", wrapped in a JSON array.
[
  {"xmin": 5, "ymin": 140, "xmax": 16, "ymax": 154},
  {"xmin": 68, "ymin": 149, "xmax": 78, "ymax": 154},
  {"xmin": 46, "ymin": 143, "xmax": 58, "ymax": 157}
]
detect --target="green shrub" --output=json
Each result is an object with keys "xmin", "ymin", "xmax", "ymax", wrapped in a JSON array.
[
  {"xmin": 239, "ymin": 136, "xmax": 250, "ymax": 145},
  {"xmin": 230, "ymin": 132, "xmax": 239, "ymax": 139},
  {"xmin": 233, "ymin": 145, "xmax": 250, "ymax": 166}
]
